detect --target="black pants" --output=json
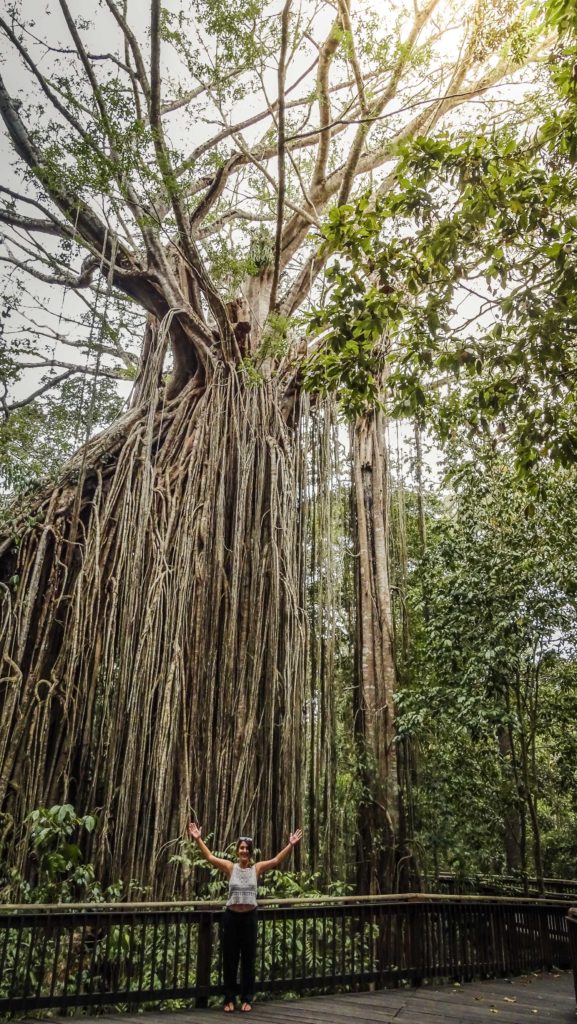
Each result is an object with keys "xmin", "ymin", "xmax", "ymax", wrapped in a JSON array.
[{"xmin": 222, "ymin": 908, "xmax": 258, "ymax": 1004}]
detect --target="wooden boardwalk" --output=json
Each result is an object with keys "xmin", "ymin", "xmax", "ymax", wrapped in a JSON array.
[{"xmin": 42, "ymin": 973, "xmax": 576, "ymax": 1024}]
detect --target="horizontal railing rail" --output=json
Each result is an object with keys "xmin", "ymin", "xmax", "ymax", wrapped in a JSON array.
[
  {"xmin": 432, "ymin": 874, "xmax": 577, "ymax": 900},
  {"xmin": 0, "ymin": 896, "xmax": 572, "ymax": 1014}
]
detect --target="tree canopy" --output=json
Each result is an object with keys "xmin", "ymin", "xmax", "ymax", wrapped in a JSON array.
[
  {"xmin": 306, "ymin": 0, "xmax": 577, "ymax": 472},
  {"xmin": 1, "ymin": 0, "xmax": 546, "ymax": 459}
]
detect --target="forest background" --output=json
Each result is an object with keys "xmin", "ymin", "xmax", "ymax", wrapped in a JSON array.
[{"xmin": 1, "ymin": 0, "xmax": 577, "ymax": 904}]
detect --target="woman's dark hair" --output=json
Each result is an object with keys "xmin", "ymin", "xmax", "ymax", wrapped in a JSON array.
[{"xmin": 236, "ymin": 836, "xmax": 254, "ymax": 858}]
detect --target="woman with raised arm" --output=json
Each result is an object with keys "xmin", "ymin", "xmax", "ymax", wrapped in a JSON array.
[{"xmin": 187, "ymin": 823, "xmax": 303, "ymax": 1013}]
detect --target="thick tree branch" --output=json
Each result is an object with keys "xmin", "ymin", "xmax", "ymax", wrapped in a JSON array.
[
  {"xmin": 311, "ymin": 17, "xmax": 342, "ymax": 187},
  {"xmin": 338, "ymin": 0, "xmax": 368, "ymax": 116},
  {"xmin": 0, "ymin": 71, "xmax": 132, "ymax": 269},
  {"xmin": 337, "ymin": 0, "xmax": 442, "ymax": 207},
  {"xmin": 148, "ymin": 0, "xmax": 233, "ymax": 361},
  {"xmin": 281, "ymin": 53, "xmax": 527, "ymax": 316}
]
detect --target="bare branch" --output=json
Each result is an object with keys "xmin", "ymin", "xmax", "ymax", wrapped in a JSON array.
[
  {"xmin": 103, "ymin": 0, "xmax": 151, "ymax": 106},
  {"xmin": 173, "ymin": 56, "xmax": 319, "ymax": 180},
  {"xmin": 195, "ymin": 209, "xmax": 276, "ymax": 241},
  {"xmin": 228, "ymin": 126, "xmax": 321, "ymax": 229},
  {"xmin": 0, "ymin": 253, "xmax": 98, "ymax": 289},
  {"xmin": 0, "ymin": 186, "xmax": 70, "ymax": 228},
  {"xmin": 121, "ymin": 8, "xmax": 145, "ymax": 123},
  {"xmin": 189, "ymin": 155, "xmax": 243, "ymax": 234},
  {"xmin": 15, "ymin": 359, "xmax": 126, "ymax": 380},
  {"xmin": 58, "ymin": 0, "xmax": 164, "ymax": 258},
  {"xmin": 336, "ymin": 0, "xmax": 442, "ymax": 207},
  {"xmin": 5, "ymin": 321, "xmax": 139, "ymax": 369},
  {"xmin": 255, "ymin": 66, "xmax": 321, "ymax": 231},
  {"xmin": 0, "ymin": 210, "xmax": 71, "ymax": 239},
  {"xmin": 58, "ymin": 0, "xmax": 113, "ymax": 135},
  {"xmin": 370, "ymin": 56, "xmax": 525, "ymax": 185},
  {"xmin": 270, "ymin": 0, "xmax": 292, "ymax": 313},
  {"xmin": 7, "ymin": 369, "xmax": 77, "ymax": 411},
  {"xmin": 0, "ymin": 16, "xmax": 97, "ymax": 146},
  {"xmin": 150, "ymin": 0, "xmax": 162, "ymax": 130},
  {"xmin": 12, "ymin": 18, "xmax": 135, "ymax": 75},
  {"xmin": 161, "ymin": 83, "xmax": 206, "ymax": 115},
  {"xmin": 280, "ymin": 249, "xmax": 326, "ymax": 318},
  {"xmin": 184, "ymin": 114, "xmax": 351, "ymax": 206},
  {"xmin": 281, "ymin": 50, "xmax": 529, "ymax": 315}
]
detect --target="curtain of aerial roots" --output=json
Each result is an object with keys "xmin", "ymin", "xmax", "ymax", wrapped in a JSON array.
[
  {"xmin": 352, "ymin": 407, "xmax": 400, "ymax": 893},
  {"xmin": 390, "ymin": 425, "xmax": 420, "ymax": 891},
  {"xmin": 0, "ymin": 368, "xmax": 308, "ymax": 896},
  {"xmin": 302, "ymin": 401, "xmax": 342, "ymax": 880}
]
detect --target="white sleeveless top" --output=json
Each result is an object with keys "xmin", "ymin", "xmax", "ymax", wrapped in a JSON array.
[{"xmin": 226, "ymin": 864, "xmax": 258, "ymax": 907}]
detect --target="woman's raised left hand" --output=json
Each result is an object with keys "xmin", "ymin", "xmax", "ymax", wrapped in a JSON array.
[{"xmin": 289, "ymin": 828, "xmax": 303, "ymax": 846}]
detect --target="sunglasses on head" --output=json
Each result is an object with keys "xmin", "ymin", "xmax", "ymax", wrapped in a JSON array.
[{"xmin": 238, "ymin": 836, "xmax": 253, "ymax": 843}]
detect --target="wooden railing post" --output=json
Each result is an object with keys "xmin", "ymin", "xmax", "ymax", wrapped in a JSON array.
[
  {"xmin": 195, "ymin": 910, "xmax": 214, "ymax": 1008},
  {"xmin": 567, "ymin": 909, "xmax": 577, "ymax": 1004}
]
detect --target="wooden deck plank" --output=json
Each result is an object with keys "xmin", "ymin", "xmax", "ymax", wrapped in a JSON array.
[{"xmin": 23, "ymin": 972, "xmax": 576, "ymax": 1024}]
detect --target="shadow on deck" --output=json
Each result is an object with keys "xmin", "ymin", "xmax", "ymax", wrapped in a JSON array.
[{"xmin": 50, "ymin": 973, "xmax": 576, "ymax": 1024}]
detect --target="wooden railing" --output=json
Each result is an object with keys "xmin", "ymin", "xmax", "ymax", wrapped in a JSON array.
[{"xmin": 0, "ymin": 895, "xmax": 572, "ymax": 1014}]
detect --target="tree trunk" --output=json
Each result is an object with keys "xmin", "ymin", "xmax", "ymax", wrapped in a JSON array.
[
  {"xmin": 497, "ymin": 726, "xmax": 523, "ymax": 873},
  {"xmin": 0, "ymin": 360, "xmax": 308, "ymax": 896},
  {"xmin": 351, "ymin": 408, "xmax": 400, "ymax": 893}
]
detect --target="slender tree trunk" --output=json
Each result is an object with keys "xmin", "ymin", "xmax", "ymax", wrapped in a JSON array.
[
  {"xmin": 351, "ymin": 408, "xmax": 400, "ymax": 893},
  {"xmin": 504, "ymin": 708, "xmax": 529, "ymax": 891},
  {"xmin": 513, "ymin": 675, "xmax": 545, "ymax": 893},
  {"xmin": 414, "ymin": 424, "xmax": 427, "ymax": 559},
  {"xmin": 391, "ymin": 429, "xmax": 420, "ymax": 891},
  {"xmin": 497, "ymin": 726, "xmax": 523, "ymax": 872},
  {"xmin": 304, "ymin": 404, "xmax": 339, "ymax": 878}
]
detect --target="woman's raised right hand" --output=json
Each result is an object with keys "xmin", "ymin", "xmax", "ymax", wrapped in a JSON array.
[{"xmin": 188, "ymin": 822, "xmax": 202, "ymax": 840}]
